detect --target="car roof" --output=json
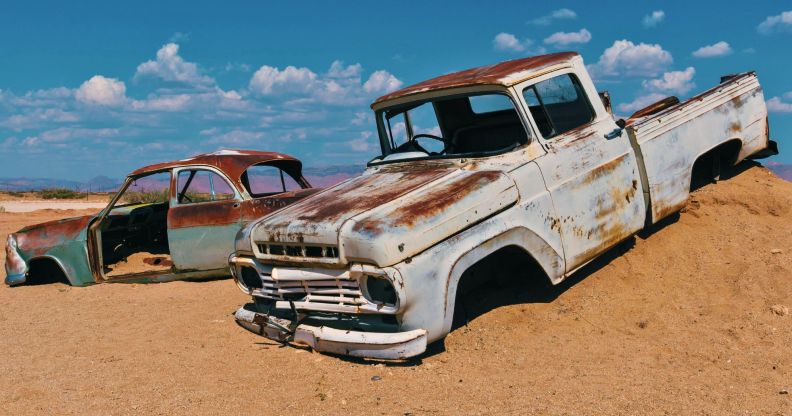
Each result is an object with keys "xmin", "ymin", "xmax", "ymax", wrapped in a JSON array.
[
  {"xmin": 372, "ymin": 52, "xmax": 578, "ymax": 107},
  {"xmin": 130, "ymin": 149, "xmax": 303, "ymax": 189}
]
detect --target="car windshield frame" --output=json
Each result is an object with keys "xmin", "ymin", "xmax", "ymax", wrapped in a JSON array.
[{"xmin": 369, "ymin": 90, "xmax": 530, "ymax": 166}]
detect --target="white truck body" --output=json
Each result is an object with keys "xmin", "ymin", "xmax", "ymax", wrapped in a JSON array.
[{"xmin": 229, "ymin": 52, "xmax": 776, "ymax": 359}]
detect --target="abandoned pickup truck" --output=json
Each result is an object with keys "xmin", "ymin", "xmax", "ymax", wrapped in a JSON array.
[
  {"xmin": 230, "ymin": 52, "xmax": 778, "ymax": 359},
  {"xmin": 5, "ymin": 150, "xmax": 318, "ymax": 286}
]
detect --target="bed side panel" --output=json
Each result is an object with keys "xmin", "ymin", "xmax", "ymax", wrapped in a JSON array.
[{"xmin": 629, "ymin": 74, "xmax": 768, "ymax": 223}]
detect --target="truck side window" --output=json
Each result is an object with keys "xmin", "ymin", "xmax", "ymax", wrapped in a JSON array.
[{"xmin": 523, "ymin": 74, "xmax": 595, "ymax": 138}]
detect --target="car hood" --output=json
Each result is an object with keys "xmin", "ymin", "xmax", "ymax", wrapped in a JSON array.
[
  {"xmin": 14, "ymin": 215, "xmax": 94, "ymax": 253},
  {"xmin": 249, "ymin": 164, "xmax": 518, "ymax": 266}
]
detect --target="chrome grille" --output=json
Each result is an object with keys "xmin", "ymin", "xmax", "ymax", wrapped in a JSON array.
[
  {"xmin": 257, "ymin": 242, "xmax": 339, "ymax": 259},
  {"xmin": 254, "ymin": 267, "xmax": 364, "ymax": 307}
]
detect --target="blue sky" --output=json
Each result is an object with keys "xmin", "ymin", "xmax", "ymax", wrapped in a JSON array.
[{"xmin": 1, "ymin": 0, "xmax": 790, "ymax": 180}]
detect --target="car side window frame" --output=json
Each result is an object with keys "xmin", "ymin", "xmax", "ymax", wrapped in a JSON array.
[
  {"xmin": 242, "ymin": 163, "xmax": 304, "ymax": 197},
  {"xmin": 170, "ymin": 166, "xmax": 242, "ymax": 206},
  {"xmin": 515, "ymin": 70, "xmax": 598, "ymax": 142}
]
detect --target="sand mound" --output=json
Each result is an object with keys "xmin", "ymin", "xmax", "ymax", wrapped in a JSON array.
[{"xmin": 0, "ymin": 163, "xmax": 789, "ymax": 414}]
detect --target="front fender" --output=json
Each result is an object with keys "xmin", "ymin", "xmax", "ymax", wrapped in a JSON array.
[
  {"xmin": 8, "ymin": 243, "xmax": 93, "ymax": 287},
  {"xmin": 393, "ymin": 215, "xmax": 564, "ymax": 344}
]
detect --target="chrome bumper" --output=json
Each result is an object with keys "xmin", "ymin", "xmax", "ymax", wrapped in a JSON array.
[
  {"xmin": 5, "ymin": 234, "xmax": 27, "ymax": 286},
  {"xmin": 234, "ymin": 307, "xmax": 427, "ymax": 360}
]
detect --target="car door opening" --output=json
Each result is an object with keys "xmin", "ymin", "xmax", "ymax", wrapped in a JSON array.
[{"xmin": 100, "ymin": 171, "xmax": 173, "ymax": 278}]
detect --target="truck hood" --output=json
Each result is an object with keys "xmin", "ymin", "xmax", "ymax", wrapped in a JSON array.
[{"xmin": 249, "ymin": 165, "xmax": 518, "ymax": 266}]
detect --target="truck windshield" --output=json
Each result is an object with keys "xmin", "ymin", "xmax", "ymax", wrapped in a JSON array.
[{"xmin": 373, "ymin": 92, "xmax": 529, "ymax": 163}]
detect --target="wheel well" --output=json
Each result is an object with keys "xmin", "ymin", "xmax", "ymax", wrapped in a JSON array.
[
  {"xmin": 451, "ymin": 245, "xmax": 550, "ymax": 329},
  {"xmin": 26, "ymin": 257, "xmax": 70, "ymax": 285},
  {"xmin": 690, "ymin": 139, "xmax": 742, "ymax": 192}
]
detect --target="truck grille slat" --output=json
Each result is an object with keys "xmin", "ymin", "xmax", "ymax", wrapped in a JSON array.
[
  {"xmin": 256, "ymin": 242, "xmax": 339, "ymax": 260},
  {"xmin": 251, "ymin": 268, "xmax": 362, "ymax": 306}
]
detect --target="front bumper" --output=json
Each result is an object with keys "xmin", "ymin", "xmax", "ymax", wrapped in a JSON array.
[
  {"xmin": 5, "ymin": 234, "xmax": 27, "ymax": 286},
  {"xmin": 234, "ymin": 306, "xmax": 427, "ymax": 360}
]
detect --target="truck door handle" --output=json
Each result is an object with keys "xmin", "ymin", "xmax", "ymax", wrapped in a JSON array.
[{"xmin": 604, "ymin": 128, "xmax": 623, "ymax": 140}]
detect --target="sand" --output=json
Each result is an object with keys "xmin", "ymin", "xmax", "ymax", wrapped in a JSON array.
[{"xmin": 0, "ymin": 163, "xmax": 789, "ymax": 415}]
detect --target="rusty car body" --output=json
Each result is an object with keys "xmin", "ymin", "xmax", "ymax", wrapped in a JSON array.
[
  {"xmin": 5, "ymin": 149, "xmax": 318, "ymax": 286},
  {"xmin": 229, "ymin": 52, "xmax": 779, "ymax": 359}
]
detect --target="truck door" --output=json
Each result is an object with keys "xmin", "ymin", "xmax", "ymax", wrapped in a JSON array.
[
  {"xmin": 521, "ymin": 72, "xmax": 646, "ymax": 272},
  {"xmin": 167, "ymin": 167, "xmax": 242, "ymax": 272}
]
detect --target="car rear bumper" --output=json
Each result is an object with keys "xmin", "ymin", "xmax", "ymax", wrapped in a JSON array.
[{"xmin": 234, "ymin": 306, "xmax": 427, "ymax": 360}]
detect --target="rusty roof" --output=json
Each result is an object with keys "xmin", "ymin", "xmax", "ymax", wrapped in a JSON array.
[
  {"xmin": 130, "ymin": 149, "xmax": 301, "ymax": 186},
  {"xmin": 372, "ymin": 52, "xmax": 578, "ymax": 107}
]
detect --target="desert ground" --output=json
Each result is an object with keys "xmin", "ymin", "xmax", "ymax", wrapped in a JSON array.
[{"xmin": 0, "ymin": 163, "xmax": 790, "ymax": 415}]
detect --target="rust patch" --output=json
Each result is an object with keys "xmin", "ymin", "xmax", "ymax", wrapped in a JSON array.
[
  {"xmin": 629, "ymin": 96, "xmax": 679, "ymax": 119},
  {"xmin": 15, "ymin": 215, "xmax": 93, "ymax": 253},
  {"xmin": 653, "ymin": 199, "xmax": 685, "ymax": 223},
  {"xmin": 168, "ymin": 200, "xmax": 241, "ymax": 229},
  {"xmin": 129, "ymin": 150, "xmax": 308, "ymax": 195},
  {"xmin": 572, "ymin": 219, "xmax": 630, "ymax": 266},
  {"xmin": 581, "ymin": 154, "xmax": 629, "ymax": 187},
  {"xmin": 240, "ymin": 188, "xmax": 321, "ymax": 223},
  {"xmin": 351, "ymin": 171, "xmax": 503, "ymax": 236},
  {"xmin": 729, "ymin": 121, "xmax": 742, "ymax": 134},
  {"xmin": 265, "ymin": 169, "xmax": 453, "ymax": 231},
  {"xmin": 564, "ymin": 126, "xmax": 598, "ymax": 144},
  {"xmin": 373, "ymin": 52, "xmax": 578, "ymax": 106}
]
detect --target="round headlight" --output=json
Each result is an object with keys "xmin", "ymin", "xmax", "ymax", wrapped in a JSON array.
[{"xmin": 364, "ymin": 275, "xmax": 397, "ymax": 306}]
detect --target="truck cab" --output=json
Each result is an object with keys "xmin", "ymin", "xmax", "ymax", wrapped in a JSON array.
[{"xmin": 229, "ymin": 52, "xmax": 775, "ymax": 359}]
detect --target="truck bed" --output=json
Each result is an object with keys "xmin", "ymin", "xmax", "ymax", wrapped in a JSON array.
[{"xmin": 626, "ymin": 73, "xmax": 770, "ymax": 223}]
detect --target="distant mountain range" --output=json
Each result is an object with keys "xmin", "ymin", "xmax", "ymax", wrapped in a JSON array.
[
  {"xmin": 0, "ymin": 175, "xmax": 123, "ymax": 192},
  {"xmin": 767, "ymin": 163, "xmax": 792, "ymax": 182},
  {"xmin": 0, "ymin": 163, "xmax": 788, "ymax": 192}
]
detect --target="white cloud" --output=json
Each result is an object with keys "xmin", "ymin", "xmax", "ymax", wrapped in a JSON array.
[
  {"xmin": 350, "ymin": 111, "xmax": 369, "ymax": 126},
  {"xmin": 363, "ymin": 70, "xmax": 403, "ymax": 94},
  {"xmin": 588, "ymin": 39, "xmax": 674, "ymax": 78},
  {"xmin": 692, "ymin": 41, "xmax": 732, "ymax": 58},
  {"xmin": 588, "ymin": 40, "xmax": 673, "ymax": 78},
  {"xmin": 224, "ymin": 62, "xmax": 251, "ymax": 72},
  {"xmin": 346, "ymin": 131, "xmax": 373, "ymax": 152},
  {"xmin": 169, "ymin": 32, "xmax": 190, "ymax": 43},
  {"xmin": 249, "ymin": 65, "xmax": 317, "ymax": 95},
  {"xmin": 530, "ymin": 8, "xmax": 577, "ymax": 25},
  {"xmin": 758, "ymin": 11, "xmax": 792, "ymax": 34},
  {"xmin": 642, "ymin": 67, "xmax": 696, "ymax": 94},
  {"xmin": 543, "ymin": 28, "xmax": 592, "ymax": 47},
  {"xmin": 202, "ymin": 129, "xmax": 265, "ymax": 145},
  {"xmin": 249, "ymin": 61, "xmax": 400, "ymax": 104},
  {"xmin": 642, "ymin": 10, "xmax": 665, "ymax": 28},
  {"xmin": 493, "ymin": 33, "xmax": 546, "ymax": 54},
  {"xmin": 135, "ymin": 43, "xmax": 214, "ymax": 85},
  {"xmin": 784, "ymin": 91, "xmax": 792, "ymax": 100},
  {"xmin": 327, "ymin": 60, "xmax": 362, "ymax": 78},
  {"xmin": 618, "ymin": 93, "xmax": 668, "ymax": 114},
  {"xmin": 21, "ymin": 127, "xmax": 121, "ymax": 147},
  {"xmin": 493, "ymin": 32, "xmax": 524, "ymax": 52},
  {"xmin": 130, "ymin": 94, "xmax": 192, "ymax": 112},
  {"xmin": 1, "ymin": 108, "xmax": 79, "ymax": 130},
  {"xmin": 1, "ymin": 48, "xmax": 406, "ymax": 174},
  {"xmin": 75, "ymin": 75, "xmax": 127, "ymax": 107},
  {"xmin": 767, "ymin": 97, "xmax": 792, "ymax": 113}
]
